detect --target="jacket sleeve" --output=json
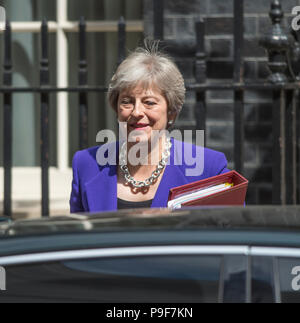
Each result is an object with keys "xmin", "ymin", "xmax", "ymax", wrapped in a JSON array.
[{"xmin": 69, "ymin": 152, "xmax": 84, "ymax": 213}]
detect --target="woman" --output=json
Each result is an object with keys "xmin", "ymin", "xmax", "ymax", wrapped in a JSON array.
[{"xmin": 70, "ymin": 43, "xmax": 229, "ymax": 213}]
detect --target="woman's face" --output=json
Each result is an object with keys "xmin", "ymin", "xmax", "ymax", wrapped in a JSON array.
[{"xmin": 117, "ymin": 84, "xmax": 172, "ymax": 143}]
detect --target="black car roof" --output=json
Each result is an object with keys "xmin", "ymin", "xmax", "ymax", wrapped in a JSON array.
[
  {"xmin": 1, "ymin": 205, "xmax": 300, "ymax": 237},
  {"xmin": 0, "ymin": 206, "xmax": 300, "ymax": 256}
]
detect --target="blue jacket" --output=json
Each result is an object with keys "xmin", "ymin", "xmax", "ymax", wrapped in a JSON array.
[{"xmin": 70, "ymin": 138, "xmax": 230, "ymax": 213}]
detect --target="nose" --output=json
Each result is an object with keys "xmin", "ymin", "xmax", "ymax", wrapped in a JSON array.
[{"xmin": 131, "ymin": 99, "xmax": 144, "ymax": 118}]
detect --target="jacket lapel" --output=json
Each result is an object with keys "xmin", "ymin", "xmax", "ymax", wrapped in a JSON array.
[
  {"xmin": 84, "ymin": 141, "xmax": 119, "ymax": 212},
  {"xmin": 151, "ymin": 138, "xmax": 189, "ymax": 207},
  {"xmin": 85, "ymin": 164, "xmax": 117, "ymax": 212},
  {"xmin": 151, "ymin": 164, "xmax": 188, "ymax": 207}
]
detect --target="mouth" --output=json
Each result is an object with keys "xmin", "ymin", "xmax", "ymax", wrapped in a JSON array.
[{"xmin": 129, "ymin": 123, "xmax": 149, "ymax": 130}]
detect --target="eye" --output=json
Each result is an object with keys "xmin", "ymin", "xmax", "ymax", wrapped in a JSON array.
[
  {"xmin": 121, "ymin": 98, "xmax": 130, "ymax": 104},
  {"xmin": 120, "ymin": 98, "xmax": 133, "ymax": 106},
  {"xmin": 144, "ymin": 100, "xmax": 156, "ymax": 107}
]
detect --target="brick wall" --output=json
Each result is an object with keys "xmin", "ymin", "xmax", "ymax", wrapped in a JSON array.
[{"xmin": 143, "ymin": 0, "xmax": 300, "ymax": 205}]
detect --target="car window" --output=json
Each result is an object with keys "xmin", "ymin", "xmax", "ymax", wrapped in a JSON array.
[
  {"xmin": 251, "ymin": 256, "xmax": 275, "ymax": 303},
  {"xmin": 4, "ymin": 252, "xmax": 288, "ymax": 303},
  {"xmin": 222, "ymin": 255, "xmax": 248, "ymax": 303},
  {"xmin": 0, "ymin": 255, "xmax": 222, "ymax": 303}
]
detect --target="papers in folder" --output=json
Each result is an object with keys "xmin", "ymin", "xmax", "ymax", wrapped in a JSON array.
[
  {"xmin": 168, "ymin": 182, "xmax": 233, "ymax": 210},
  {"xmin": 167, "ymin": 170, "xmax": 249, "ymax": 209}
]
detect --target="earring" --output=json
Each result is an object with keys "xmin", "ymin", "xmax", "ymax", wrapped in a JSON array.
[{"xmin": 168, "ymin": 111, "xmax": 175, "ymax": 126}]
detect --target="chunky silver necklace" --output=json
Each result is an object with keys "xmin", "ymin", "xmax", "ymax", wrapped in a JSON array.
[{"xmin": 119, "ymin": 137, "xmax": 172, "ymax": 188}]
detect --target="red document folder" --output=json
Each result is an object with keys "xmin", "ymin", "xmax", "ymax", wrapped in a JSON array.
[{"xmin": 168, "ymin": 170, "xmax": 248, "ymax": 207}]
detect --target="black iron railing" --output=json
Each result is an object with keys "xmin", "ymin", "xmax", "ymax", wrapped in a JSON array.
[
  {"xmin": 1, "ymin": 0, "xmax": 299, "ymax": 217},
  {"xmin": 3, "ymin": 20, "xmax": 12, "ymax": 217},
  {"xmin": 40, "ymin": 19, "xmax": 50, "ymax": 216}
]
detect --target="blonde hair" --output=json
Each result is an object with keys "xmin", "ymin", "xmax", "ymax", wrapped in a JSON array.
[{"xmin": 108, "ymin": 41, "xmax": 186, "ymax": 117}]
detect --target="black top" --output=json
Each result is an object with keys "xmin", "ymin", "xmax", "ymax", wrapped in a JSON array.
[{"xmin": 117, "ymin": 198, "xmax": 153, "ymax": 209}]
